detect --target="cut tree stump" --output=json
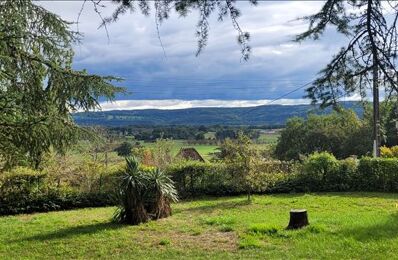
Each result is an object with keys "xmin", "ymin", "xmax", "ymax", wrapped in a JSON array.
[{"xmin": 287, "ymin": 209, "xmax": 309, "ymax": 229}]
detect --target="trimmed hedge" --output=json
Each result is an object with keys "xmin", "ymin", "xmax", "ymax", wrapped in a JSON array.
[
  {"xmin": 166, "ymin": 161, "xmax": 237, "ymax": 196},
  {"xmin": 166, "ymin": 160, "xmax": 297, "ymax": 197},
  {"xmin": 0, "ymin": 167, "xmax": 119, "ymax": 216},
  {"xmin": 167, "ymin": 154, "xmax": 398, "ymax": 196},
  {"xmin": 3, "ymin": 155, "xmax": 398, "ymax": 215},
  {"xmin": 0, "ymin": 190, "xmax": 115, "ymax": 215},
  {"xmin": 357, "ymin": 157, "xmax": 398, "ymax": 192}
]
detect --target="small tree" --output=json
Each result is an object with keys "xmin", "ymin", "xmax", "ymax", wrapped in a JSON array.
[
  {"xmin": 219, "ymin": 132, "xmax": 258, "ymax": 201},
  {"xmin": 0, "ymin": 1, "xmax": 123, "ymax": 169},
  {"xmin": 114, "ymin": 142, "xmax": 133, "ymax": 157},
  {"xmin": 152, "ymin": 138, "xmax": 174, "ymax": 170}
]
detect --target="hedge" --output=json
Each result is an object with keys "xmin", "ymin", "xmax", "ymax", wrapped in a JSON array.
[
  {"xmin": 357, "ymin": 157, "xmax": 398, "ymax": 192},
  {"xmin": 0, "ymin": 167, "xmax": 120, "ymax": 216},
  {"xmin": 166, "ymin": 160, "xmax": 297, "ymax": 197},
  {"xmin": 167, "ymin": 154, "xmax": 398, "ymax": 195},
  {"xmin": 3, "ymin": 155, "xmax": 398, "ymax": 215}
]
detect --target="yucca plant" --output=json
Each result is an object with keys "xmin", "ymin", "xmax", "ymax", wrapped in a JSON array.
[
  {"xmin": 114, "ymin": 157, "xmax": 178, "ymax": 225},
  {"xmin": 114, "ymin": 157, "xmax": 149, "ymax": 225},
  {"xmin": 146, "ymin": 168, "xmax": 178, "ymax": 219}
]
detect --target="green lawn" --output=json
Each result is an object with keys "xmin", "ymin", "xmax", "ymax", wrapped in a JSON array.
[{"xmin": 1, "ymin": 193, "xmax": 398, "ymax": 259}]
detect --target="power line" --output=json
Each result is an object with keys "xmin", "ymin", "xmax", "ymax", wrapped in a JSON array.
[{"xmin": 240, "ymin": 80, "xmax": 314, "ymax": 116}]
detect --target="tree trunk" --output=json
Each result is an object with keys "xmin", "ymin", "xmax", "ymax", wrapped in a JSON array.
[{"xmin": 287, "ymin": 209, "xmax": 309, "ymax": 229}]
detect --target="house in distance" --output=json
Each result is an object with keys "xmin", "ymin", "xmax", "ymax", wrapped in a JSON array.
[{"xmin": 176, "ymin": 148, "xmax": 205, "ymax": 162}]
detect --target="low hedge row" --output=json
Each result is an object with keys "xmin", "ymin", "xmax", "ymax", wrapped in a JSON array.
[
  {"xmin": 167, "ymin": 153, "xmax": 398, "ymax": 196},
  {"xmin": 0, "ymin": 191, "xmax": 115, "ymax": 215},
  {"xmin": 166, "ymin": 160, "xmax": 298, "ymax": 197},
  {"xmin": 0, "ymin": 167, "xmax": 120, "ymax": 216},
  {"xmin": 2, "ymin": 154, "xmax": 398, "ymax": 215},
  {"xmin": 357, "ymin": 157, "xmax": 398, "ymax": 191}
]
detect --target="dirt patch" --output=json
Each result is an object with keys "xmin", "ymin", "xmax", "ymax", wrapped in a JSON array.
[
  {"xmin": 136, "ymin": 230, "xmax": 238, "ymax": 252},
  {"xmin": 16, "ymin": 214, "xmax": 36, "ymax": 222}
]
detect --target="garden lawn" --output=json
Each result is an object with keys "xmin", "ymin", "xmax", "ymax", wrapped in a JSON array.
[{"xmin": 1, "ymin": 193, "xmax": 398, "ymax": 259}]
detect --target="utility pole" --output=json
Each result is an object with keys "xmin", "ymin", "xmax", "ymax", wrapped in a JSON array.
[{"xmin": 373, "ymin": 54, "xmax": 381, "ymax": 157}]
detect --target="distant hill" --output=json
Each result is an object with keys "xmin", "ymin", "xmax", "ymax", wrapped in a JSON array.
[{"xmin": 73, "ymin": 101, "xmax": 364, "ymax": 126}]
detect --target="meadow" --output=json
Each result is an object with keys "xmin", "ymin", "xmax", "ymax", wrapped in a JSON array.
[
  {"xmin": 1, "ymin": 193, "xmax": 398, "ymax": 259},
  {"xmin": 140, "ymin": 140, "xmax": 219, "ymax": 160},
  {"xmin": 138, "ymin": 131, "xmax": 279, "ymax": 160}
]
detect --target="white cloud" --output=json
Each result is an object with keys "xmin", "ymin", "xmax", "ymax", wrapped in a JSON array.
[{"xmin": 98, "ymin": 99, "xmax": 312, "ymax": 111}]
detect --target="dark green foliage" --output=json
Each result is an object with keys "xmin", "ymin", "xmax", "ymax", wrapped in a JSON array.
[
  {"xmin": 357, "ymin": 157, "xmax": 398, "ymax": 192},
  {"xmin": 114, "ymin": 157, "xmax": 178, "ymax": 225},
  {"xmin": 0, "ymin": 0, "xmax": 123, "ymax": 169},
  {"xmin": 297, "ymin": 0, "xmax": 398, "ymax": 106},
  {"xmin": 115, "ymin": 157, "xmax": 148, "ymax": 225},
  {"xmin": 0, "ymin": 167, "xmax": 116, "ymax": 215},
  {"xmin": 300, "ymin": 152, "xmax": 354, "ymax": 192},
  {"xmin": 114, "ymin": 142, "xmax": 133, "ymax": 157},
  {"xmin": 166, "ymin": 160, "xmax": 296, "ymax": 197},
  {"xmin": 166, "ymin": 161, "xmax": 235, "ymax": 196},
  {"xmin": 195, "ymin": 132, "xmax": 205, "ymax": 140},
  {"xmin": 0, "ymin": 191, "xmax": 115, "ymax": 216},
  {"xmin": 275, "ymin": 110, "xmax": 372, "ymax": 160}
]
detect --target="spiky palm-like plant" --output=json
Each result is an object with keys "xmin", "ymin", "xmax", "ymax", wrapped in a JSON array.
[
  {"xmin": 146, "ymin": 168, "xmax": 178, "ymax": 219},
  {"xmin": 114, "ymin": 157, "xmax": 178, "ymax": 225},
  {"xmin": 114, "ymin": 157, "xmax": 149, "ymax": 225}
]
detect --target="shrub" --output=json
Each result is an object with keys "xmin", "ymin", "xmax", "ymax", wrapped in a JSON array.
[
  {"xmin": 0, "ymin": 167, "xmax": 47, "ymax": 196},
  {"xmin": 381, "ymin": 145, "xmax": 398, "ymax": 158},
  {"xmin": 337, "ymin": 157, "xmax": 358, "ymax": 190},
  {"xmin": 301, "ymin": 152, "xmax": 340, "ymax": 191},
  {"xmin": 280, "ymin": 152, "xmax": 358, "ymax": 192},
  {"xmin": 114, "ymin": 157, "xmax": 178, "ymax": 225},
  {"xmin": 166, "ymin": 161, "xmax": 235, "ymax": 196},
  {"xmin": 380, "ymin": 146, "xmax": 394, "ymax": 158},
  {"xmin": 0, "ymin": 166, "xmax": 118, "ymax": 216},
  {"xmin": 166, "ymin": 160, "xmax": 297, "ymax": 196},
  {"xmin": 357, "ymin": 157, "xmax": 398, "ymax": 192},
  {"xmin": 114, "ymin": 142, "xmax": 133, "ymax": 157}
]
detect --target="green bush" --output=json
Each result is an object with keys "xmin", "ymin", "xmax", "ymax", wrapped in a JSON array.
[
  {"xmin": 166, "ymin": 160, "xmax": 296, "ymax": 196},
  {"xmin": 301, "ymin": 152, "xmax": 340, "ymax": 191},
  {"xmin": 0, "ymin": 167, "xmax": 47, "ymax": 196},
  {"xmin": 270, "ymin": 153, "xmax": 358, "ymax": 193},
  {"xmin": 357, "ymin": 157, "xmax": 398, "ymax": 192},
  {"xmin": 166, "ymin": 161, "xmax": 236, "ymax": 196},
  {"xmin": 0, "ymin": 167, "xmax": 117, "ymax": 216},
  {"xmin": 4, "ymin": 153, "xmax": 398, "ymax": 216}
]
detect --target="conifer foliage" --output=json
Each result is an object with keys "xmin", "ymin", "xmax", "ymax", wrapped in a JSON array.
[
  {"xmin": 296, "ymin": 0, "xmax": 398, "ymax": 107},
  {"xmin": 0, "ymin": 1, "xmax": 123, "ymax": 169}
]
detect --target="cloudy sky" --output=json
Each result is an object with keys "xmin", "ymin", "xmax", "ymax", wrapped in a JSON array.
[{"xmin": 39, "ymin": 1, "xmax": 349, "ymax": 110}]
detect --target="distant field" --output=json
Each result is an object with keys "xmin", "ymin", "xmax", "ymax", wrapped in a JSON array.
[
  {"xmin": 141, "ymin": 140, "xmax": 218, "ymax": 160},
  {"xmin": 257, "ymin": 131, "xmax": 280, "ymax": 144}
]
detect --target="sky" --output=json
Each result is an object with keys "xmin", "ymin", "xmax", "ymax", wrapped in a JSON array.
[{"xmin": 39, "ymin": 1, "xmax": 350, "ymax": 110}]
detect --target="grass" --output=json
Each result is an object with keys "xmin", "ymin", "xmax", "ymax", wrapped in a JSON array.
[
  {"xmin": 140, "ymin": 139, "xmax": 272, "ymax": 161},
  {"xmin": 141, "ymin": 140, "xmax": 218, "ymax": 160},
  {"xmin": 1, "ymin": 193, "xmax": 398, "ymax": 259},
  {"xmin": 257, "ymin": 132, "xmax": 280, "ymax": 144}
]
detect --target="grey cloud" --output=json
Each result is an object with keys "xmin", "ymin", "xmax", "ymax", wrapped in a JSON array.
[{"xmin": 38, "ymin": 1, "xmax": 347, "ymax": 101}]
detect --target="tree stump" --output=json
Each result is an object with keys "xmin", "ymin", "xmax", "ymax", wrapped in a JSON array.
[{"xmin": 287, "ymin": 209, "xmax": 309, "ymax": 229}]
